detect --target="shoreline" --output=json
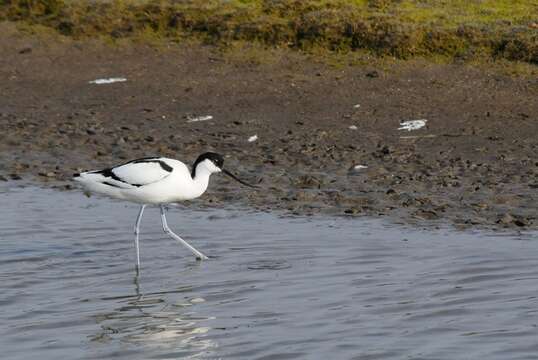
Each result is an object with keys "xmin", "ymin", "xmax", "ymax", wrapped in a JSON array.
[{"xmin": 1, "ymin": 26, "xmax": 537, "ymax": 230}]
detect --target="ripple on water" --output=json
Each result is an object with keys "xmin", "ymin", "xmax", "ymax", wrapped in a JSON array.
[
  {"xmin": 1, "ymin": 185, "xmax": 538, "ymax": 360},
  {"xmin": 246, "ymin": 259, "xmax": 292, "ymax": 270}
]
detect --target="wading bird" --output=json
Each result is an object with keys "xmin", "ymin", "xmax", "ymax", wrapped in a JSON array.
[{"xmin": 74, "ymin": 152, "xmax": 256, "ymax": 271}]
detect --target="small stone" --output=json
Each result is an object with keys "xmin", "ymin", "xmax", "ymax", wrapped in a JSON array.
[
  {"xmin": 498, "ymin": 213, "xmax": 515, "ymax": 225},
  {"xmin": 497, "ymin": 213, "xmax": 527, "ymax": 227},
  {"xmin": 296, "ymin": 175, "xmax": 322, "ymax": 189},
  {"xmin": 293, "ymin": 190, "xmax": 317, "ymax": 202},
  {"xmin": 414, "ymin": 210, "xmax": 439, "ymax": 220},
  {"xmin": 514, "ymin": 219, "xmax": 527, "ymax": 227}
]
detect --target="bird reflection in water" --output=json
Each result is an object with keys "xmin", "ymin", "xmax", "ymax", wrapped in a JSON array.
[{"xmin": 90, "ymin": 275, "xmax": 217, "ymax": 357}]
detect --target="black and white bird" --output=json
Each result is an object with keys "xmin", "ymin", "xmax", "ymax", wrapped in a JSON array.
[{"xmin": 74, "ymin": 152, "xmax": 256, "ymax": 271}]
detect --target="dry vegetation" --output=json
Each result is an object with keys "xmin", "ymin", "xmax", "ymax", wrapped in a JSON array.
[{"xmin": 1, "ymin": 0, "xmax": 537, "ymax": 63}]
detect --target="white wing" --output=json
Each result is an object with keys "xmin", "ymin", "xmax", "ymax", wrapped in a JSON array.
[
  {"xmin": 111, "ymin": 158, "xmax": 173, "ymax": 186},
  {"xmin": 81, "ymin": 157, "xmax": 175, "ymax": 188}
]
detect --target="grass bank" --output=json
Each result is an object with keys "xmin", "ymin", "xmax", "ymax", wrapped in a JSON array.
[{"xmin": 1, "ymin": 0, "xmax": 537, "ymax": 64}]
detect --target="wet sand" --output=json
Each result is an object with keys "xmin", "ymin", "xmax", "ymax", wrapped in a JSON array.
[
  {"xmin": 1, "ymin": 25, "xmax": 537, "ymax": 229},
  {"xmin": 2, "ymin": 185, "xmax": 538, "ymax": 359}
]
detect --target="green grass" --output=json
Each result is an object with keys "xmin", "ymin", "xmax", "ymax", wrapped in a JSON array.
[
  {"xmin": 397, "ymin": 0, "xmax": 536, "ymax": 27},
  {"xmin": 1, "ymin": 0, "xmax": 537, "ymax": 64}
]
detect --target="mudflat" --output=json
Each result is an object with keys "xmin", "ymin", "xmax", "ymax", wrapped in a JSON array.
[{"xmin": 1, "ymin": 25, "xmax": 537, "ymax": 229}]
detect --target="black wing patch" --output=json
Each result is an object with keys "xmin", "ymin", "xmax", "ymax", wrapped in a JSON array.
[
  {"xmin": 130, "ymin": 158, "xmax": 173, "ymax": 172},
  {"xmin": 102, "ymin": 181, "xmax": 123, "ymax": 188},
  {"xmin": 100, "ymin": 168, "xmax": 124, "ymax": 183},
  {"xmin": 96, "ymin": 168, "xmax": 144, "ymax": 187}
]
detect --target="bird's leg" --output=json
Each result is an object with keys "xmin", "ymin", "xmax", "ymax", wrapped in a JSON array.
[
  {"xmin": 160, "ymin": 205, "xmax": 209, "ymax": 260},
  {"xmin": 134, "ymin": 204, "xmax": 146, "ymax": 273}
]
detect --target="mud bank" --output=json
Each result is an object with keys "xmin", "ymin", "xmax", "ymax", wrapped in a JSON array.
[{"xmin": 1, "ymin": 27, "xmax": 537, "ymax": 229}]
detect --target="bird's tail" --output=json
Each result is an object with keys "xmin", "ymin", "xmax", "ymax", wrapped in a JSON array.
[{"xmin": 73, "ymin": 170, "xmax": 101, "ymax": 183}]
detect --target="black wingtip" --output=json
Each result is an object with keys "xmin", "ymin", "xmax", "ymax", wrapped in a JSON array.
[{"xmin": 73, "ymin": 173, "xmax": 80, "ymax": 178}]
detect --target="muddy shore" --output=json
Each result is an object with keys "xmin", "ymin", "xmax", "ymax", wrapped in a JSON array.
[{"xmin": 1, "ymin": 26, "xmax": 537, "ymax": 229}]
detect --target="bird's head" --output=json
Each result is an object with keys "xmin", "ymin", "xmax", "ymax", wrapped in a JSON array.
[
  {"xmin": 192, "ymin": 152, "xmax": 257, "ymax": 188},
  {"xmin": 193, "ymin": 152, "xmax": 224, "ymax": 174}
]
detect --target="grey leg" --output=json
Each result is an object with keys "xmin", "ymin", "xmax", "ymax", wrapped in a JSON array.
[
  {"xmin": 160, "ymin": 205, "xmax": 209, "ymax": 260},
  {"xmin": 134, "ymin": 204, "xmax": 146, "ymax": 272}
]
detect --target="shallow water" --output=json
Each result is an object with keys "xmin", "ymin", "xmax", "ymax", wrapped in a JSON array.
[{"xmin": 1, "ymin": 185, "xmax": 537, "ymax": 360}]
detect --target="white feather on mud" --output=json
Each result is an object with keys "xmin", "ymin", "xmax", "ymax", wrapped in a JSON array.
[
  {"xmin": 398, "ymin": 119, "xmax": 428, "ymax": 131},
  {"xmin": 186, "ymin": 115, "xmax": 213, "ymax": 123},
  {"xmin": 88, "ymin": 77, "xmax": 127, "ymax": 84}
]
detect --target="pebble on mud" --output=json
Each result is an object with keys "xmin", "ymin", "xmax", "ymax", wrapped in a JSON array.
[
  {"xmin": 295, "ymin": 175, "xmax": 322, "ymax": 189},
  {"xmin": 413, "ymin": 210, "xmax": 439, "ymax": 220},
  {"xmin": 497, "ymin": 213, "xmax": 528, "ymax": 227},
  {"xmin": 292, "ymin": 190, "xmax": 318, "ymax": 202}
]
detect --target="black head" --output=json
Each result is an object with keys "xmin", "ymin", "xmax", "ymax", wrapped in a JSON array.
[
  {"xmin": 191, "ymin": 152, "xmax": 224, "ymax": 177},
  {"xmin": 191, "ymin": 152, "xmax": 258, "ymax": 188}
]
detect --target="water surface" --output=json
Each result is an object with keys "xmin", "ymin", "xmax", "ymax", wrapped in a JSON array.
[{"xmin": 1, "ymin": 185, "xmax": 537, "ymax": 359}]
